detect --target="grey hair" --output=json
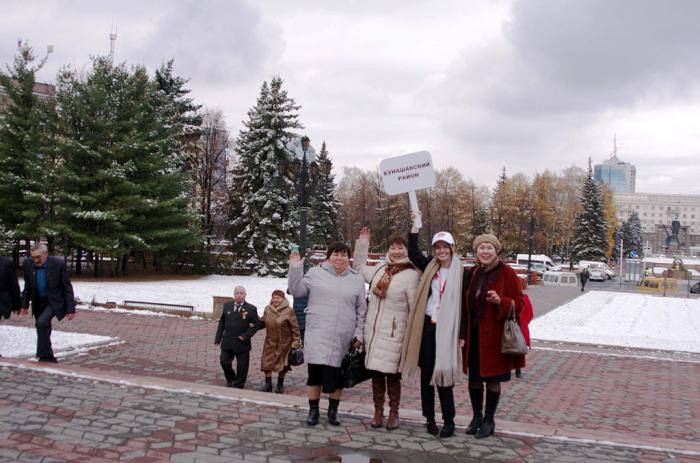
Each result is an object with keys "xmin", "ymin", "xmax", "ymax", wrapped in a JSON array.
[
  {"xmin": 30, "ymin": 243, "xmax": 48, "ymax": 254},
  {"xmin": 233, "ymin": 285, "xmax": 246, "ymax": 294}
]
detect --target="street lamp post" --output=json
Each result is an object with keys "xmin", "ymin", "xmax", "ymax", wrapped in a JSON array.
[
  {"xmin": 527, "ymin": 210, "xmax": 536, "ymax": 284},
  {"xmin": 278, "ymin": 136, "xmax": 332, "ymax": 338}
]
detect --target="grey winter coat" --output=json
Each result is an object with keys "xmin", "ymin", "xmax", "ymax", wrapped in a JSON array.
[{"xmin": 288, "ymin": 261, "xmax": 367, "ymax": 368}]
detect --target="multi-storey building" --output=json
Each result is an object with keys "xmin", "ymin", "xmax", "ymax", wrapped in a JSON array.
[
  {"xmin": 595, "ymin": 155, "xmax": 636, "ymax": 193},
  {"xmin": 614, "ymin": 192, "xmax": 700, "ymax": 254},
  {"xmin": 0, "ymin": 81, "xmax": 54, "ymax": 108}
]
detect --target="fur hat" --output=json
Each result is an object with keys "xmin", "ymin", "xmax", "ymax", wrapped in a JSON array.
[
  {"xmin": 271, "ymin": 289, "xmax": 286, "ymax": 298},
  {"xmin": 472, "ymin": 234, "xmax": 501, "ymax": 253},
  {"xmin": 431, "ymin": 231, "xmax": 455, "ymax": 246}
]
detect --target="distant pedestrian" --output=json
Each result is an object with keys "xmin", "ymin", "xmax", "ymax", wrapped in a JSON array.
[
  {"xmin": 355, "ymin": 227, "xmax": 419, "ymax": 431},
  {"xmin": 215, "ymin": 285, "xmax": 261, "ymax": 389},
  {"xmin": 20, "ymin": 243, "xmax": 76, "ymax": 363},
  {"xmin": 1, "ymin": 256, "xmax": 22, "ymax": 356},
  {"xmin": 259, "ymin": 290, "xmax": 301, "ymax": 394},
  {"xmin": 461, "ymin": 234, "xmax": 525, "ymax": 439},
  {"xmin": 288, "ymin": 241, "xmax": 367, "ymax": 427},
  {"xmin": 580, "ymin": 268, "xmax": 589, "ymax": 292}
]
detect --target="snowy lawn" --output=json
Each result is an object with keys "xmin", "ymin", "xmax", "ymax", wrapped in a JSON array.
[
  {"xmin": 70, "ymin": 274, "xmax": 288, "ymax": 314},
  {"xmin": 530, "ymin": 290, "xmax": 700, "ymax": 353},
  {"xmin": 0, "ymin": 326, "xmax": 117, "ymax": 358}
]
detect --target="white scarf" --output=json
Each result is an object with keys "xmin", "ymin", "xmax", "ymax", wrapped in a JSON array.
[{"xmin": 431, "ymin": 254, "xmax": 463, "ymax": 387}]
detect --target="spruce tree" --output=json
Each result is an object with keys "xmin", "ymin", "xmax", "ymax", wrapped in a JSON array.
[
  {"xmin": 308, "ymin": 141, "xmax": 340, "ymax": 247},
  {"xmin": 0, "ymin": 42, "xmax": 54, "ymax": 258},
  {"xmin": 571, "ymin": 159, "xmax": 609, "ymax": 262},
  {"xmin": 230, "ymin": 77, "xmax": 300, "ymax": 276},
  {"xmin": 613, "ymin": 212, "xmax": 644, "ymax": 259}
]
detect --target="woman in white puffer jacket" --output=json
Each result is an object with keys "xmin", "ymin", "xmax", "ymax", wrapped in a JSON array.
[{"xmin": 354, "ymin": 227, "xmax": 419, "ymax": 431}]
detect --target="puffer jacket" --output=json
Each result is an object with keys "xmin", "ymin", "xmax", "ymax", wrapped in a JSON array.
[
  {"xmin": 288, "ymin": 261, "xmax": 367, "ymax": 368},
  {"xmin": 354, "ymin": 240, "xmax": 419, "ymax": 374}
]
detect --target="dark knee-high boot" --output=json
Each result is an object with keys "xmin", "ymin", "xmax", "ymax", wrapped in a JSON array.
[
  {"xmin": 386, "ymin": 375, "xmax": 401, "ymax": 430},
  {"xmin": 328, "ymin": 398, "xmax": 341, "ymax": 426},
  {"xmin": 465, "ymin": 387, "xmax": 484, "ymax": 435},
  {"xmin": 476, "ymin": 389, "xmax": 500, "ymax": 439},
  {"xmin": 306, "ymin": 399, "xmax": 320, "ymax": 426},
  {"xmin": 370, "ymin": 376, "xmax": 386, "ymax": 428}
]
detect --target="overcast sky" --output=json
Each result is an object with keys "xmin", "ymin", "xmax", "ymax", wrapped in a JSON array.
[{"xmin": 3, "ymin": 0, "xmax": 700, "ymax": 194}]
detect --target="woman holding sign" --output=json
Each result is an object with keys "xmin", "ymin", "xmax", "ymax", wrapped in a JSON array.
[{"xmin": 400, "ymin": 211, "xmax": 466, "ymax": 438}]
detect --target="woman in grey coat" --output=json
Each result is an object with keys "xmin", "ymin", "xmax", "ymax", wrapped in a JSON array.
[{"xmin": 288, "ymin": 241, "xmax": 367, "ymax": 427}]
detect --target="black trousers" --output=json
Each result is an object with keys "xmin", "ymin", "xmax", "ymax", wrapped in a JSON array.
[
  {"xmin": 220, "ymin": 349, "xmax": 250, "ymax": 388},
  {"xmin": 34, "ymin": 299, "xmax": 55, "ymax": 359},
  {"xmin": 418, "ymin": 316, "xmax": 455, "ymax": 422}
]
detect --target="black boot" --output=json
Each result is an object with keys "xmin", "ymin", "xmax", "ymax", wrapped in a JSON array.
[
  {"xmin": 260, "ymin": 377, "xmax": 272, "ymax": 392},
  {"xmin": 465, "ymin": 387, "xmax": 484, "ymax": 435},
  {"xmin": 328, "ymin": 399, "xmax": 341, "ymax": 426},
  {"xmin": 476, "ymin": 389, "xmax": 500, "ymax": 439},
  {"xmin": 439, "ymin": 420, "xmax": 455, "ymax": 438},
  {"xmin": 426, "ymin": 417, "xmax": 439, "ymax": 436},
  {"xmin": 306, "ymin": 399, "xmax": 320, "ymax": 426},
  {"xmin": 275, "ymin": 376, "xmax": 285, "ymax": 394}
]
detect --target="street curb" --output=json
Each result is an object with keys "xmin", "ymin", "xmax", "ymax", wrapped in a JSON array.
[{"xmin": 1, "ymin": 358, "xmax": 698, "ymax": 455}]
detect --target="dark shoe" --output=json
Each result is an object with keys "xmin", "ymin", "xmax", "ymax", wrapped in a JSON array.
[
  {"xmin": 439, "ymin": 421, "xmax": 455, "ymax": 438},
  {"xmin": 386, "ymin": 410, "xmax": 399, "ymax": 430},
  {"xmin": 475, "ymin": 417, "xmax": 495, "ymax": 438},
  {"xmin": 38, "ymin": 356, "xmax": 58, "ymax": 363},
  {"xmin": 465, "ymin": 413, "xmax": 483, "ymax": 435},
  {"xmin": 328, "ymin": 399, "xmax": 341, "ymax": 426},
  {"xmin": 275, "ymin": 377, "xmax": 285, "ymax": 394},
  {"xmin": 306, "ymin": 399, "xmax": 320, "ymax": 426},
  {"xmin": 426, "ymin": 418, "xmax": 439, "ymax": 436},
  {"xmin": 306, "ymin": 407, "xmax": 319, "ymax": 426},
  {"xmin": 260, "ymin": 377, "xmax": 272, "ymax": 392},
  {"xmin": 225, "ymin": 381, "xmax": 233, "ymax": 388}
]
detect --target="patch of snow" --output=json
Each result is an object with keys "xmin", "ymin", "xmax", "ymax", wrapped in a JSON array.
[
  {"xmin": 0, "ymin": 326, "xmax": 117, "ymax": 358},
  {"xmin": 531, "ymin": 291, "xmax": 700, "ymax": 353}
]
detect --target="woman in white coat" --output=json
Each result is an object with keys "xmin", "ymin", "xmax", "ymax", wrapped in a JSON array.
[
  {"xmin": 354, "ymin": 228, "xmax": 419, "ymax": 430},
  {"xmin": 288, "ymin": 241, "xmax": 367, "ymax": 427}
]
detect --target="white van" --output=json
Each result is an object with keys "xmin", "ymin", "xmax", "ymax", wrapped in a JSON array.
[
  {"xmin": 516, "ymin": 254, "xmax": 561, "ymax": 272},
  {"xmin": 542, "ymin": 271, "xmax": 579, "ymax": 287},
  {"xmin": 578, "ymin": 260, "xmax": 614, "ymax": 280}
]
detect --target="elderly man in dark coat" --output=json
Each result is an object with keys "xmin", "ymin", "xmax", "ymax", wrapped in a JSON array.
[
  {"xmin": 21, "ymin": 243, "xmax": 76, "ymax": 363},
  {"xmin": 1, "ymin": 256, "xmax": 22, "ymax": 356},
  {"xmin": 215, "ymin": 285, "xmax": 261, "ymax": 389}
]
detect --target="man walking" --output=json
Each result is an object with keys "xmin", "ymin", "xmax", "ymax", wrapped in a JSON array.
[
  {"xmin": 1, "ymin": 256, "xmax": 22, "ymax": 356},
  {"xmin": 580, "ymin": 267, "xmax": 589, "ymax": 292},
  {"xmin": 21, "ymin": 243, "xmax": 76, "ymax": 363},
  {"xmin": 215, "ymin": 285, "xmax": 260, "ymax": 388}
]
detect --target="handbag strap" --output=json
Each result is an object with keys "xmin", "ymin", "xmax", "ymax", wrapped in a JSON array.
[
  {"xmin": 507, "ymin": 301, "xmax": 517, "ymax": 320},
  {"xmin": 367, "ymin": 264, "xmax": 386, "ymax": 295}
]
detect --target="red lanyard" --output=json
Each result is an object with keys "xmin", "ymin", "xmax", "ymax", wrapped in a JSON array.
[{"xmin": 434, "ymin": 270, "xmax": 448, "ymax": 303}]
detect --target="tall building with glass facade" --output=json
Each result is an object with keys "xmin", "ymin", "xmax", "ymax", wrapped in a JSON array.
[{"xmin": 594, "ymin": 155, "xmax": 636, "ymax": 193}]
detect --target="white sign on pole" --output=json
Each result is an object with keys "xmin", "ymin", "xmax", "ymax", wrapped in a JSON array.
[{"xmin": 379, "ymin": 151, "xmax": 436, "ymax": 229}]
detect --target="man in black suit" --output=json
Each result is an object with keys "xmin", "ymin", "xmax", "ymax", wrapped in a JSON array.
[
  {"xmin": 215, "ymin": 285, "xmax": 260, "ymax": 388},
  {"xmin": 20, "ymin": 243, "xmax": 76, "ymax": 363},
  {"xmin": 1, "ymin": 256, "xmax": 22, "ymax": 356}
]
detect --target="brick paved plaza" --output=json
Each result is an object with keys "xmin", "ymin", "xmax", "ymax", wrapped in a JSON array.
[{"xmin": 1, "ymin": 286, "xmax": 699, "ymax": 462}]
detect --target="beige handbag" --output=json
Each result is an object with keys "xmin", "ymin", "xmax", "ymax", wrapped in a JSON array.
[{"xmin": 501, "ymin": 302, "xmax": 528, "ymax": 355}]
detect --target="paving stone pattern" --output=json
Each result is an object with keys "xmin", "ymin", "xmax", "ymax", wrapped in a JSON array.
[{"xmin": 1, "ymin": 367, "xmax": 698, "ymax": 463}]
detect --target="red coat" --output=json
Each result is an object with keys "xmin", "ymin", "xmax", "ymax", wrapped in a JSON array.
[{"xmin": 460, "ymin": 262, "xmax": 526, "ymax": 377}]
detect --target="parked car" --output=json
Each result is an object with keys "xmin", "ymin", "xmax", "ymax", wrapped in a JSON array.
[
  {"xmin": 691, "ymin": 282, "xmax": 700, "ymax": 294},
  {"xmin": 579, "ymin": 260, "xmax": 615, "ymax": 279},
  {"xmin": 587, "ymin": 263, "xmax": 607, "ymax": 281}
]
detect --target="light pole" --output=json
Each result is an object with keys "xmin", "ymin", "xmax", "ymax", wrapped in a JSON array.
[
  {"xmin": 527, "ymin": 210, "xmax": 536, "ymax": 284},
  {"xmin": 278, "ymin": 136, "xmax": 332, "ymax": 338}
]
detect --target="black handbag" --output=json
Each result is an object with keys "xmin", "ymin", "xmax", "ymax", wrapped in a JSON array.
[
  {"xmin": 340, "ymin": 345, "xmax": 371, "ymax": 388},
  {"xmin": 288, "ymin": 348, "xmax": 304, "ymax": 366}
]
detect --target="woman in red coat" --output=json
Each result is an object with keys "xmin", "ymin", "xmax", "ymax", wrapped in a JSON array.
[{"xmin": 460, "ymin": 234, "xmax": 525, "ymax": 439}]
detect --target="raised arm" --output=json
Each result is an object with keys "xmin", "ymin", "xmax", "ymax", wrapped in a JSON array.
[{"xmin": 288, "ymin": 252, "xmax": 311, "ymax": 298}]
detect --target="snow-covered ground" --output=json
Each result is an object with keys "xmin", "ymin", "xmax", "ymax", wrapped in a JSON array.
[
  {"xmin": 70, "ymin": 274, "xmax": 288, "ymax": 314},
  {"xmin": 0, "ymin": 325, "xmax": 117, "ymax": 358},
  {"xmin": 530, "ymin": 291, "xmax": 700, "ymax": 353}
]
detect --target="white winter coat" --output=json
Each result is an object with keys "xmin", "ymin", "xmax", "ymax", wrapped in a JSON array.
[
  {"xmin": 288, "ymin": 262, "xmax": 367, "ymax": 368},
  {"xmin": 354, "ymin": 240, "xmax": 419, "ymax": 374}
]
